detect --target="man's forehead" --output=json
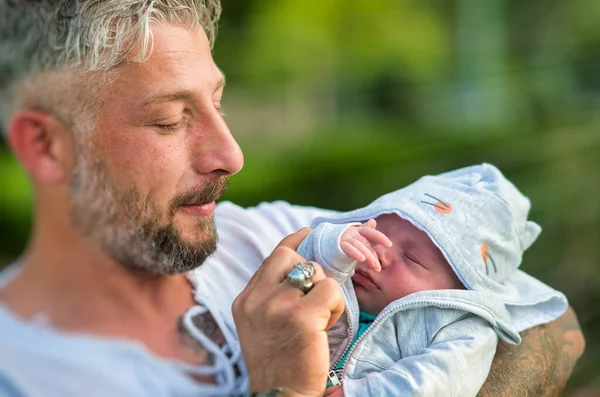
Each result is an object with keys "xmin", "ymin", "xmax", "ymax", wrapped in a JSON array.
[
  {"xmin": 121, "ymin": 23, "xmax": 217, "ymax": 72},
  {"xmin": 108, "ymin": 24, "xmax": 225, "ymax": 105}
]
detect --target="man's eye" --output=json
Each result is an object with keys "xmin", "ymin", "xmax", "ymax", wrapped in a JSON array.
[
  {"xmin": 157, "ymin": 123, "xmax": 179, "ymax": 131},
  {"xmin": 155, "ymin": 120, "xmax": 186, "ymax": 132}
]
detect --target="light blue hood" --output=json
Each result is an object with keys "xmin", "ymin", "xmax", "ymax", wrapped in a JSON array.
[{"xmin": 312, "ymin": 163, "xmax": 568, "ymax": 333}]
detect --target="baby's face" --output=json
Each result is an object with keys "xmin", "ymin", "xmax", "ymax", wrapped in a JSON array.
[{"xmin": 351, "ymin": 214, "xmax": 464, "ymax": 315}]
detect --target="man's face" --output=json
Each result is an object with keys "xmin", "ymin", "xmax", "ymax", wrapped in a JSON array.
[
  {"xmin": 352, "ymin": 214, "xmax": 464, "ymax": 315},
  {"xmin": 69, "ymin": 24, "xmax": 243, "ymax": 275}
]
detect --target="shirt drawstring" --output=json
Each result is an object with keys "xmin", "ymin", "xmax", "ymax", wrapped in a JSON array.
[{"xmin": 180, "ymin": 302, "xmax": 247, "ymax": 396}]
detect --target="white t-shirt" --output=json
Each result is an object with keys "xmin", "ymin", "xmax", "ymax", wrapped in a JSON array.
[{"xmin": 0, "ymin": 201, "xmax": 334, "ymax": 397}]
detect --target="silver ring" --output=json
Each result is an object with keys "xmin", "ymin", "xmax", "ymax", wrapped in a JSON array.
[{"xmin": 287, "ymin": 262, "xmax": 316, "ymax": 293}]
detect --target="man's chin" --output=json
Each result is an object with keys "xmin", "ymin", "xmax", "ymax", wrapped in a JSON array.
[
  {"xmin": 173, "ymin": 213, "xmax": 215, "ymax": 238},
  {"xmin": 106, "ymin": 216, "xmax": 218, "ymax": 276},
  {"xmin": 177, "ymin": 234, "xmax": 217, "ymax": 253}
]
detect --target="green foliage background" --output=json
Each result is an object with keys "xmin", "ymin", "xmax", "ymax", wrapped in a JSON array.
[{"xmin": 1, "ymin": 0, "xmax": 599, "ymax": 393}]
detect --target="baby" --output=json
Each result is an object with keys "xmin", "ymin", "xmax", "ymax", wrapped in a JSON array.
[{"xmin": 297, "ymin": 163, "xmax": 568, "ymax": 396}]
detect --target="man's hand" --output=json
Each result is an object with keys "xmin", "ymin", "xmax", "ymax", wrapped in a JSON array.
[
  {"xmin": 478, "ymin": 306, "xmax": 585, "ymax": 397},
  {"xmin": 339, "ymin": 219, "xmax": 392, "ymax": 272},
  {"xmin": 232, "ymin": 228, "xmax": 345, "ymax": 397}
]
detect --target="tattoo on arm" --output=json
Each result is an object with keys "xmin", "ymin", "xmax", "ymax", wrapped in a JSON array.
[{"xmin": 478, "ymin": 306, "xmax": 585, "ymax": 397}]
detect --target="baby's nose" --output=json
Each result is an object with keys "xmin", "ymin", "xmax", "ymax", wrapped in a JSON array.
[{"xmin": 375, "ymin": 244, "xmax": 393, "ymax": 269}]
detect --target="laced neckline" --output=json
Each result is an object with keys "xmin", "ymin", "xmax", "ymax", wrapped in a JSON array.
[{"xmin": 176, "ymin": 299, "xmax": 248, "ymax": 395}]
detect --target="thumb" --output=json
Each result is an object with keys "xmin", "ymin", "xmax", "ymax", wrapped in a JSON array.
[
  {"xmin": 275, "ymin": 227, "xmax": 312, "ymax": 251},
  {"xmin": 239, "ymin": 227, "xmax": 312, "ymax": 295}
]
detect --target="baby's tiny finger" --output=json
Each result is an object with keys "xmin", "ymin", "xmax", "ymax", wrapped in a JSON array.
[
  {"xmin": 341, "ymin": 241, "xmax": 366, "ymax": 263},
  {"xmin": 380, "ymin": 232, "xmax": 393, "ymax": 248},
  {"xmin": 355, "ymin": 241, "xmax": 381, "ymax": 272},
  {"xmin": 364, "ymin": 218, "xmax": 377, "ymax": 228},
  {"xmin": 359, "ymin": 227, "xmax": 393, "ymax": 248}
]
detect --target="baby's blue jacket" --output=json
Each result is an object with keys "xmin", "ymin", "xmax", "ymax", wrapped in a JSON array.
[{"xmin": 297, "ymin": 164, "xmax": 568, "ymax": 396}]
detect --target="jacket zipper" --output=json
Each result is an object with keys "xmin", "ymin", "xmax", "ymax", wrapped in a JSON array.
[
  {"xmin": 331, "ymin": 301, "xmax": 357, "ymax": 370},
  {"xmin": 338, "ymin": 298, "xmax": 478, "ymax": 378}
]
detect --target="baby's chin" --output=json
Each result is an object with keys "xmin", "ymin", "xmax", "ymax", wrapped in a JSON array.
[{"xmin": 351, "ymin": 282, "xmax": 380, "ymax": 314}]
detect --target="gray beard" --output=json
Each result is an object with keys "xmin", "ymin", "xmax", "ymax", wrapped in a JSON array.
[{"xmin": 68, "ymin": 150, "xmax": 223, "ymax": 275}]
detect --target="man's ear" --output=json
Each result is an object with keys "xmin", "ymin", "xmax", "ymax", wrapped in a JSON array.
[{"xmin": 7, "ymin": 110, "xmax": 74, "ymax": 184}]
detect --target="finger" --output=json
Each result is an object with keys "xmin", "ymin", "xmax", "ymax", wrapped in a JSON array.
[
  {"xmin": 239, "ymin": 259, "xmax": 328, "ymax": 327},
  {"xmin": 350, "ymin": 240, "xmax": 376, "ymax": 266},
  {"xmin": 245, "ymin": 227, "xmax": 313, "ymax": 292},
  {"xmin": 301, "ymin": 277, "xmax": 345, "ymax": 330},
  {"xmin": 266, "ymin": 251, "xmax": 319, "ymax": 292},
  {"xmin": 359, "ymin": 227, "xmax": 392, "ymax": 248},
  {"xmin": 350, "ymin": 240, "xmax": 381, "ymax": 271},
  {"xmin": 276, "ymin": 227, "xmax": 312, "ymax": 250},
  {"xmin": 364, "ymin": 218, "xmax": 377, "ymax": 228},
  {"xmin": 271, "ymin": 260, "xmax": 327, "ymax": 300},
  {"xmin": 238, "ymin": 260, "xmax": 266, "ymax": 300},
  {"xmin": 340, "ymin": 241, "xmax": 366, "ymax": 263}
]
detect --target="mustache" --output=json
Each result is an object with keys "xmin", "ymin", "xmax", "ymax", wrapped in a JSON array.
[{"xmin": 169, "ymin": 177, "xmax": 229, "ymax": 212}]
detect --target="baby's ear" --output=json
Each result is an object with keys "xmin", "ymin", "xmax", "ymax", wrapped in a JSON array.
[{"xmin": 519, "ymin": 221, "xmax": 542, "ymax": 250}]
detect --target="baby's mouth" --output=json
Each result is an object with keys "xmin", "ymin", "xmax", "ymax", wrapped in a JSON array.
[{"xmin": 352, "ymin": 269, "xmax": 379, "ymax": 289}]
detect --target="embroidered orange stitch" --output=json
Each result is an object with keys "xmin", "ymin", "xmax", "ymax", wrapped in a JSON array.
[
  {"xmin": 421, "ymin": 193, "xmax": 452, "ymax": 214},
  {"xmin": 481, "ymin": 245, "xmax": 489, "ymax": 262},
  {"xmin": 481, "ymin": 244, "xmax": 497, "ymax": 274},
  {"xmin": 434, "ymin": 201, "xmax": 452, "ymax": 214}
]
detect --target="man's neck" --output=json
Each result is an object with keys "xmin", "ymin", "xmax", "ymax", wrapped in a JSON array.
[
  {"xmin": 0, "ymin": 226, "xmax": 195, "ymax": 332},
  {"xmin": 0, "ymin": 231, "xmax": 224, "ymax": 371}
]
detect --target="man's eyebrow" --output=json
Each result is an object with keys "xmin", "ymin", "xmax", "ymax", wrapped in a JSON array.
[
  {"xmin": 142, "ymin": 90, "xmax": 197, "ymax": 106},
  {"xmin": 142, "ymin": 69, "xmax": 226, "ymax": 106},
  {"xmin": 142, "ymin": 75, "xmax": 226, "ymax": 107}
]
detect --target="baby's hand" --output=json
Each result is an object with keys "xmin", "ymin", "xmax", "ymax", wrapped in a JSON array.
[
  {"xmin": 340, "ymin": 219, "xmax": 392, "ymax": 272},
  {"xmin": 323, "ymin": 384, "xmax": 344, "ymax": 397}
]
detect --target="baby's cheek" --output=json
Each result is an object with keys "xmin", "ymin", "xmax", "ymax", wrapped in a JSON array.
[
  {"xmin": 450, "ymin": 274, "xmax": 466, "ymax": 290},
  {"xmin": 355, "ymin": 289, "xmax": 380, "ymax": 315}
]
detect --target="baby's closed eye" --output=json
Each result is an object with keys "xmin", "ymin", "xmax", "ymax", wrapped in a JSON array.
[{"xmin": 403, "ymin": 251, "xmax": 428, "ymax": 269}]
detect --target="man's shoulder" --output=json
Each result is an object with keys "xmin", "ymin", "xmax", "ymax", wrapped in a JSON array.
[
  {"xmin": 0, "ymin": 279, "xmax": 217, "ymax": 397},
  {"xmin": 0, "ymin": 264, "xmax": 20, "ymax": 290},
  {"xmin": 0, "ymin": 284, "xmax": 153, "ymax": 396}
]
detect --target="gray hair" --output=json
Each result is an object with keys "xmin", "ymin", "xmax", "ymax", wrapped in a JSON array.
[{"xmin": 0, "ymin": 0, "xmax": 222, "ymax": 136}]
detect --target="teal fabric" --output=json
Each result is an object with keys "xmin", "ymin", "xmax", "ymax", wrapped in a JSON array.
[
  {"xmin": 336, "ymin": 311, "xmax": 377, "ymax": 370},
  {"xmin": 326, "ymin": 311, "xmax": 376, "ymax": 389}
]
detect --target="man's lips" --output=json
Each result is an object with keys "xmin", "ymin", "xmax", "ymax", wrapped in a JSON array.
[
  {"xmin": 171, "ymin": 177, "xmax": 228, "ymax": 216},
  {"xmin": 352, "ymin": 269, "xmax": 379, "ymax": 289},
  {"xmin": 180, "ymin": 201, "xmax": 216, "ymax": 216}
]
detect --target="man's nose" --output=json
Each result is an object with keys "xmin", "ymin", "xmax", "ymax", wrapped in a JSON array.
[{"xmin": 189, "ymin": 111, "xmax": 244, "ymax": 176}]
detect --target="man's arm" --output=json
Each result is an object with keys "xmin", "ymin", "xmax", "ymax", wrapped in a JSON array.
[{"xmin": 478, "ymin": 306, "xmax": 585, "ymax": 397}]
